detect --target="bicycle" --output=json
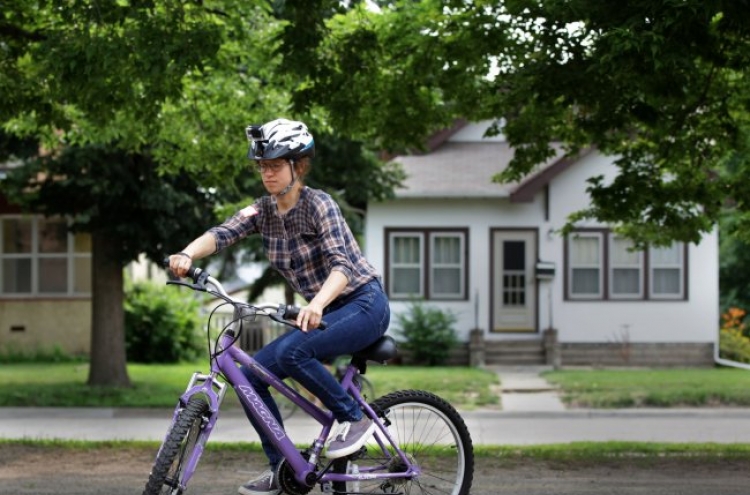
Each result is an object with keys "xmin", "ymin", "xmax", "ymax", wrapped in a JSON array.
[{"xmin": 142, "ymin": 264, "xmax": 474, "ymax": 495}]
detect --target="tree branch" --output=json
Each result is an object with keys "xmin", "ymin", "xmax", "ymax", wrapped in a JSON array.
[{"xmin": 0, "ymin": 23, "xmax": 46, "ymax": 42}]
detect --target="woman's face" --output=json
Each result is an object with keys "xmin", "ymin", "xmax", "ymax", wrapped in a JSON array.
[{"xmin": 257, "ymin": 159, "xmax": 293, "ymax": 194}]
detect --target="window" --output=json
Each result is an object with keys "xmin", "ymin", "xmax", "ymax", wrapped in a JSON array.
[
  {"xmin": 566, "ymin": 230, "xmax": 685, "ymax": 301},
  {"xmin": 609, "ymin": 234, "xmax": 643, "ymax": 299},
  {"xmin": 0, "ymin": 215, "xmax": 91, "ymax": 297},
  {"xmin": 650, "ymin": 243, "xmax": 684, "ymax": 299},
  {"xmin": 568, "ymin": 233, "xmax": 603, "ymax": 298},
  {"xmin": 386, "ymin": 229, "xmax": 467, "ymax": 300}
]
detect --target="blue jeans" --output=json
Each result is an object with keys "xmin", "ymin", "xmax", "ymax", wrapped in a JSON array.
[{"xmin": 240, "ymin": 279, "xmax": 390, "ymax": 469}]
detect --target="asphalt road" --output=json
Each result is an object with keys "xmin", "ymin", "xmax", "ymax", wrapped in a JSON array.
[{"xmin": 1, "ymin": 445, "xmax": 749, "ymax": 495}]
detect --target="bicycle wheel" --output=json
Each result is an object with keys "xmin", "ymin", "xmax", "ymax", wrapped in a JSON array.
[
  {"xmin": 340, "ymin": 390, "xmax": 474, "ymax": 495},
  {"xmin": 142, "ymin": 397, "xmax": 210, "ymax": 495},
  {"xmin": 269, "ymin": 378, "xmax": 300, "ymax": 421}
]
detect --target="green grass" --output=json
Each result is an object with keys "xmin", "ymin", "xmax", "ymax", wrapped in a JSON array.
[
  {"xmin": 543, "ymin": 367, "xmax": 750, "ymax": 408},
  {"xmin": 0, "ymin": 362, "xmax": 499, "ymax": 409}
]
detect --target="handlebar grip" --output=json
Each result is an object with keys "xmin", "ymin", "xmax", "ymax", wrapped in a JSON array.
[
  {"xmin": 162, "ymin": 255, "xmax": 199, "ymax": 279},
  {"xmin": 282, "ymin": 305, "xmax": 327, "ymax": 330}
]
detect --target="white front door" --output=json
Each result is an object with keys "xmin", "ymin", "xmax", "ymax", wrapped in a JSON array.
[{"xmin": 491, "ymin": 230, "xmax": 537, "ymax": 333}]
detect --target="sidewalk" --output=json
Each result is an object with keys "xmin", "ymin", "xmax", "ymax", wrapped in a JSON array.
[{"xmin": 3, "ymin": 368, "xmax": 750, "ymax": 446}]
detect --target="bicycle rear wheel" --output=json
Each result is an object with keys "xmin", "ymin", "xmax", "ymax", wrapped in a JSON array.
[
  {"xmin": 338, "ymin": 390, "xmax": 474, "ymax": 495},
  {"xmin": 142, "ymin": 397, "xmax": 210, "ymax": 495}
]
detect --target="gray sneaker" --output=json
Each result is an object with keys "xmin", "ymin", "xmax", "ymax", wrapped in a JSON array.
[
  {"xmin": 238, "ymin": 469, "xmax": 280, "ymax": 495},
  {"xmin": 325, "ymin": 417, "xmax": 376, "ymax": 459}
]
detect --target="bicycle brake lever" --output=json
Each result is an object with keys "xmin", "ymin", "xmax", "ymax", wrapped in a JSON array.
[{"xmin": 166, "ymin": 279, "xmax": 209, "ymax": 291}]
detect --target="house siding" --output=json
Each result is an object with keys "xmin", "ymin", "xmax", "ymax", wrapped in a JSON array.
[{"xmin": 0, "ymin": 299, "xmax": 90, "ymax": 356}]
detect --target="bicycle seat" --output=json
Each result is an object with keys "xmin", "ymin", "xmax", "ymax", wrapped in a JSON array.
[{"xmin": 352, "ymin": 335, "xmax": 398, "ymax": 364}]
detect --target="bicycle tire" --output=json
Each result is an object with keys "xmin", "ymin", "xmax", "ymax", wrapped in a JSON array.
[
  {"xmin": 269, "ymin": 378, "xmax": 300, "ymax": 421},
  {"xmin": 335, "ymin": 390, "xmax": 474, "ymax": 495},
  {"xmin": 142, "ymin": 397, "xmax": 210, "ymax": 495}
]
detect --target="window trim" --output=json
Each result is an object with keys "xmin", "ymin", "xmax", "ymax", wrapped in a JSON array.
[
  {"xmin": 565, "ymin": 228, "xmax": 687, "ymax": 301},
  {"xmin": 385, "ymin": 227, "xmax": 469, "ymax": 301},
  {"xmin": 567, "ymin": 231, "xmax": 604, "ymax": 300},
  {"xmin": 0, "ymin": 214, "xmax": 92, "ymax": 298}
]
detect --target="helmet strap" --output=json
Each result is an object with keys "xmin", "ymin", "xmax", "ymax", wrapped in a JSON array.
[{"xmin": 276, "ymin": 159, "xmax": 297, "ymax": 197}]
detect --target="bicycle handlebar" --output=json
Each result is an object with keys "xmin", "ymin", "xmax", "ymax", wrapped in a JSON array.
[{"xmin": 161, "ymin": 257, "xmax": 327, "ymax": 330}]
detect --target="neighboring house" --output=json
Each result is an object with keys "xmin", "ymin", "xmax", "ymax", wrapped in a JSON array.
[
  {"xmin": 0, "ymin": 193, "xmax": 93, "ymax": 356},
  {"xmin": 365, "ymin": 121, "xmax": 718, "ymax": 367}
]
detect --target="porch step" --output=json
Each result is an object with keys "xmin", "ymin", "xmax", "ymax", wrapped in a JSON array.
[{"xmin": 484, "ymin": 340, "xmax": 546, "ymax": 366}]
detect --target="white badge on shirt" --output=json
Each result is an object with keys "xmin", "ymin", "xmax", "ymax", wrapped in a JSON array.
[{"xmin": 240, "ymin": 204, "xmax": 259, "ymax": 218}]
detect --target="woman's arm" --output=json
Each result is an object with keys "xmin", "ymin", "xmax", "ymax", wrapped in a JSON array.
[{"xmin": 297, "ymin": 270, "xmax": 348, "ymax": 332}]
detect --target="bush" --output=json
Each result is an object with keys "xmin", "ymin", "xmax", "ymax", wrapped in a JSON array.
[
  {"xmin": 719, "ymin": 307, "xmax": 750, "ymax": 363},
  {"xmin": 394, "ymin": 299, "xmax": 459, "ymax": 366},
  {"xmin": 124, "ymin": 280, "xmax": 204, "ymax": 363}
]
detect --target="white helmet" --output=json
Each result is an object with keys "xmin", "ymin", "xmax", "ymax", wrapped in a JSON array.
[{"xmin": 246, "ymin": 119, "xmax": 315, "ymax": 161}]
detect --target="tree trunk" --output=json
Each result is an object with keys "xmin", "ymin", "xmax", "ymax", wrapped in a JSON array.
[{"xmin": 87, "ymin": 232, "xmax": 131, "ymax": 387}]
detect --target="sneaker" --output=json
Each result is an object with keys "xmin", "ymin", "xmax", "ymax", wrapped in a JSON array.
[
  {"xmin": 325, "ymin": 417, "xmax": 376, "ymax": 459},
  {"xmin": 238, "ymin": 469, "xmax": 280, "ymax": 495}
]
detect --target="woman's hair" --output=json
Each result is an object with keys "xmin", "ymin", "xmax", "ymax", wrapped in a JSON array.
[{"xmin": 293, "ymin": 156, "xmax": 311, "ymax": 181}]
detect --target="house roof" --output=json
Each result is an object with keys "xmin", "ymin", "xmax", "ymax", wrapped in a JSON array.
[{"xmin": 391, "ymin": 139, "xmax": 573, "ymax": 200}]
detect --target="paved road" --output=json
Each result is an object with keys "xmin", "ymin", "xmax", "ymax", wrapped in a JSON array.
[{"xmin": 3, "ymin": 406, "xmax": 750, "ymax": 445}]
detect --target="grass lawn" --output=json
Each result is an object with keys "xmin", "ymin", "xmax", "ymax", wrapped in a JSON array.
[
  {"xmin": 544, "ymin": 367, "xmax": 750, "ymax": 407},
  {"xmin": 0, "ymin": 361, "xmax": 500, "ymax": 409}
]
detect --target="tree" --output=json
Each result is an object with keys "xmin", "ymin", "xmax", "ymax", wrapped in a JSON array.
[
  {"xmin": 280, "ymin": 0, "xmax": 750, "ymax": 246},
  {"xmin": 3, "ymin": 143, "xmax": 219, "ymax": 385},
  {"xmin": 1, "ymin": 1, "xmax": 402, "ymax": 386},
  {"xmin": 1, "ymin": 0, "xmax": 276, "ymax": 386}
]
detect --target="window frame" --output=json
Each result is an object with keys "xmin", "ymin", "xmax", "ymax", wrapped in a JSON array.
[
  {"xmin": 0, "ymin": 214, "xmax": 92, "ymax": 298},
  {"xmin": 565, "ymin": 229, "xmax": 687, "ymax": 301},
  {"xmin": 385, "ymin": 228, "xmax": 469, "ymax": 301}
]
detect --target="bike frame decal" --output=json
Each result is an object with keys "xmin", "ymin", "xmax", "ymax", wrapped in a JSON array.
[{"xmin": 237, "ymin": 384, "xmax": 286, "ymax": 440}]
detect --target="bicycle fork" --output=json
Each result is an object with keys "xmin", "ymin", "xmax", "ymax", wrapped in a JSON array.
[{"xmin": 159, "ymin": 372, "xmax": 227, "ymax": 491}]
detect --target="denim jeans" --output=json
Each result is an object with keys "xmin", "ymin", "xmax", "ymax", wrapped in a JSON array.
[{"xmin": 240, "ymin": 279, "xmax": 390, "ymax": 469}]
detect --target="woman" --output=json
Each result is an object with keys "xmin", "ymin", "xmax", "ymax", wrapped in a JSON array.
[{"xmin": 168, "ymin": 118, "xmax": 390, "ymax": 495}]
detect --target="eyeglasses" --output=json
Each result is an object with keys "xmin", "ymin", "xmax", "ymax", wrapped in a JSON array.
[{"xmin": 256, "ymin": 160, "xmax": 287, "ymax": 174}]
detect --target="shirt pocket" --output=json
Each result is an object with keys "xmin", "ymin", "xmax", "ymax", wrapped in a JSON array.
[{"xmin": 265, "ymin": 237, "xmax": 292, "ymax": 273}]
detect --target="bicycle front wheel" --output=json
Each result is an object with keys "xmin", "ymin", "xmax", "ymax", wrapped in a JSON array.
[
  {"xmin": 142, "ymin": 397, "xmax": 210, "ymax": 495},
  {"xmin": 348, "ymin": 390, "xmax": 474, "ymax": 495}
]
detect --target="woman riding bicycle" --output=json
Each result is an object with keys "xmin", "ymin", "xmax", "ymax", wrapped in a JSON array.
[{"xmin": 168, "ymin": 118, "xmax": 390, "ymax": 495}]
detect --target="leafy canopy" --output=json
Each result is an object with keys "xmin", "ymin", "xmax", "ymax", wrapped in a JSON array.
[{"xmin": 282, "ymin": 0, "xmax": 750, "ymax": 246}]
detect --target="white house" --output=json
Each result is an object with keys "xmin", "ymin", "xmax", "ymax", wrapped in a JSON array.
[{"xmin": 365, "ymin": 121, "xmax": 718, "ymax": 367}]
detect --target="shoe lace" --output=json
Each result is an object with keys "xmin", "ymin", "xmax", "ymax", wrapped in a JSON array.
[
  {"xmin": 331, "ymin": 421, "xmax": 352, "ymax": 442},
  {"xmin": 251, "ymin": 470, "xmax": 274, "ymax": 486}
]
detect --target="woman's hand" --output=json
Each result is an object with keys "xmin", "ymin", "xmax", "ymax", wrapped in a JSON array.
[
  {"xmin": 168, "ymin": 252, "xmax": 192, "ymax": 278},
  {"xmin": 297, "ymin": 302, "xmax": 324, "ymax": 332}
]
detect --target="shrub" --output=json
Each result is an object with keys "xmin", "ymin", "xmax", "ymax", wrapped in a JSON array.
[
  {"xmin": 719, "ymin": 307, "xmax": 750, "ymax": 363},
  {"xmin": 124, "ymin": 280, "xmax": 204, "ymax": 363},
  {"xmin": 394, "ymin": 299, "xmax": 459, "ymax": 366}
]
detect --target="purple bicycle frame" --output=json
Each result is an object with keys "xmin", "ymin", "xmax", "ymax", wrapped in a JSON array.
[{"xmin": 164, "ymin": 328, "xmax": 418, "ymax": 490}]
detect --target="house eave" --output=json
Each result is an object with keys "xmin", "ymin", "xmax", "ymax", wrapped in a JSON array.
[{"xmin": 394, "ymin": 192, "xmax": 509, "ymax": 200}]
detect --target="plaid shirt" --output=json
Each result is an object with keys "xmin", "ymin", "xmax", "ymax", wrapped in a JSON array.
[{"xmin": 208, "ymin": 187, "xmax": 379, "ymax": 302}]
